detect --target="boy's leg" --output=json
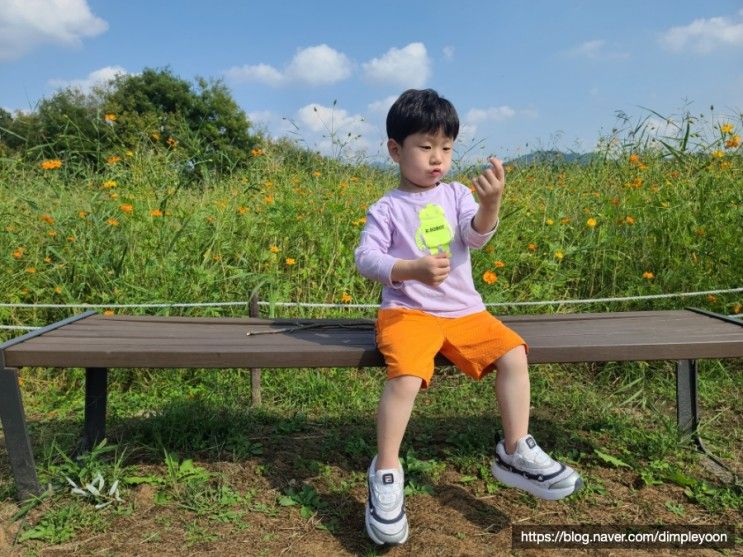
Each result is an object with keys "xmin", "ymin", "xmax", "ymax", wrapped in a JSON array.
[
  {"xmin": 491, "ymin": 348, "xmax": 583, "ymax": 500},
  {"xmin": 366, "ymin": 375, "xmax": 420, "ymax": 545},
  {"xmin": 493, "ymin": 345, "xmax": 530, "ymax": 454},
  {"xmin": 377, "ymin": 375, "xmax": 422, "ymax": 469}
]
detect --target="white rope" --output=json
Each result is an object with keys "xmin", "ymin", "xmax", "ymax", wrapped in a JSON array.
[
  {"xmin": 0, "ymin": 325, "xmax": 40, "ymax": 331},
  {"xmin": 0, "ymin": 286, "xmax": 740, "ymax": 310}
]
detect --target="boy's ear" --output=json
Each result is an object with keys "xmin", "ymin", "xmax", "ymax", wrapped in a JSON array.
[{"xmin": 387, "ymin": 139, "xmax": 402, "ymax": 162}]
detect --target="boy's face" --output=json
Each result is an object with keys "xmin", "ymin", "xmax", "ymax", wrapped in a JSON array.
[{"xmin": 387, "ymin": 130, "xmax": 453, "ymax": 192}]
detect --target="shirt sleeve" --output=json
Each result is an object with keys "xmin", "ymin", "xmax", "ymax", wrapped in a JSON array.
[
  {"xmin": 354, "ymin": 202, "xmax": 402, "ymax": 288},
  {"xmin": 456, "ymin": 184, "xmax": 499, "ymax": 249}
]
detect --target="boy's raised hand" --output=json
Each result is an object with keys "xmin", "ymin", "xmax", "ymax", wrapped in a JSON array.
[{"xmin": 472, "ymin": 156, "xmax": 505, "ymax": 209}]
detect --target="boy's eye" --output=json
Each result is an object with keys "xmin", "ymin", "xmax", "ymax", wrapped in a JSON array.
[{"xmin": 420, "ymin": 145, "xmax": 431, "ymax": 150}]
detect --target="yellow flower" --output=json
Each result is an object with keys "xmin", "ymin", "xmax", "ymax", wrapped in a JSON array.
[
  {"xmin": 340, "ymin": 292, "xmax": 353, "ymax": 303},
  {"xmin": 119, "ymin": 204, "xmax": 134, "ymax": 214},
  {"xmin": 285, "ymin": 258, "xmax": 296, "ymax": 266},
  {"xmin": 67, "ymin": 236, "xmax": 76, "ymax": 242},
  {"xmin": 495, "ymin": 260, "xmax": 506, "ymax": 268},
  {"xmin": 724, "ymin": 135, "xmax": 740, "ymax": 149},
  {"xmin": 107, "ymin": 218, "xmax": 119, "ymax": 226},
  {"xmin": 720, "ymin": 123, "xmax": 734, "ymax": 134},
  {"xmin": 527, "ymin": 243, "xmax": 537, "ymax": 252},
  {"xmin": 264, "ymin": 195, "xmax": 274, "ymax": 204},
  {"xmin": 150, "ymin": 209, "xmax": 163, "ymax": 217},
  {"xmin": 103, "ymin": 113, "xmax": 117, "ymax": 123},
  {"xmin": 312, "ymin": 171, "xmax": 321, "ymax": 177},
  {"xmin": 25, "ymin": 267, "xmax": 36, "ymax": 273},
  {"xmin": 545, "ymin": 218, "xmax": 554, "ymax": 225},
  {"xmin": 54, "ymin": 286, "xmax": 63, "ymax": 294},
  {"xmin": 270, "ymin": 245, "xmax": 280, "ymax": 253},
  {"xmin": 79, "ymin": 210, "xmax": 89, "ymax": 218},
  {"xmin": 109, "ymin": 192, "xmax": 119, "ymax": 200},
  {"xmin": 126, "ymin": 150, "xmax": 134, "ymax": 157},
  {"xmin": 706, "ymin": 294, "xmax": 717, "ymax": 303},
  {"xmin": 732, "ymin": 303, "xmax": 741, "ymax": 314},
  {"xmin": 150, "ymin": 131, "xmax": 161, "ymax": 141},
  {"xmin": 560, "ymin": 217, "xmax": 571, "ymax": 225},
  {"xmin": 102, "ymin": 180, "xmax": 117, "ymax": 189},
  {"xmin": 624, "ymin": 216, "xmax": 636, "ymax": 225},
  {"xmin": 40, "ymin": 159, "xmax": 62, "ymax": 170},
  {"xmin": 642, "ymin": 271, "xmax": 654, "ymax": 280},
  {"xmin": 711, "ymin": 150, "xmax": 725, "ymax": 158},
  {"xmin": 586, "ymin": 218, "xmax": 597, "ymax": 229},
  {"xmin": 251, "ymin": 147, "xmax": 265, "ymax": 157},
  {"xmin": 554, "ymin": 250, "xmax": 564, "ymax": 261},
  {"xmin": 238, "ymin": 206, "xmax": 248, "ymax": 215},
  {"xmin": 166, "ymin": 136, "xmax": 177, "ymax": 148},
  {"xmin": 482, "ymin": 270, "xmax": 498, "ymax": 284},
  {"xmin": 106, "ymin": 155, "xmax": 121, "ymax": 165},
  {"xmin": 40, "ymin": 214, "xmax": 55, "ymax": 224},
  {"xmin": 47, "ymin": 230, "xmax": 57, "ymax": 238},
  {"xmin": 103, "ymin": 310, "xmax": 115, "ymax": 316},
  {"xmin": 628, "ymin": 153, "xmax": 640, "ymax": 165}
]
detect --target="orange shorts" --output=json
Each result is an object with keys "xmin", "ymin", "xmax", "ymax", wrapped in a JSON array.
[{"xmin": 375, "ymin": 308, "xmax": 528, "ymax": 388}]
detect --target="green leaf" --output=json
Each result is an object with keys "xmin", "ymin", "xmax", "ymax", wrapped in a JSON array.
[
  {"xmin": 278, "ymin": 496, "xmax": 296, "ymax": 507},
  {"xmin": 594, "ymin": 449, "xmax": 631, "ymax": 468}
]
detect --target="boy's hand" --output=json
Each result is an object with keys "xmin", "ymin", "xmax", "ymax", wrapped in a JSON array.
[
  {"xmin": 472, "ymin": 156, "xmax": 505, "ymax": 210},
  {"xmin": 414, "ymin": 252, "xmax": 450, "ymax": 286}
]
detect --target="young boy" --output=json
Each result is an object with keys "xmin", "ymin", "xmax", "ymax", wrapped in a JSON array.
[{"xmin": 354, "ymin": 89, "xmax": 582, "ymax": 545}]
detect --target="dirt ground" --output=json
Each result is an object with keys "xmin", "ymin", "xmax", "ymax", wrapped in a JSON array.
[{"xmin": 2, "ymin": 455, "xmax": 739, "ymax": 557}]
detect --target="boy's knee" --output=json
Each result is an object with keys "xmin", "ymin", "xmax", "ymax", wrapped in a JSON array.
[{"xmin": 387, "ymin": 375, "xmax": 423, "ymax": 395}]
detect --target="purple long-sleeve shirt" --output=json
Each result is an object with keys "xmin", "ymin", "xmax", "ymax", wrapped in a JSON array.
[{"xmin": 355, "ymin": 181, "xmax": 498, "ymax": 317}]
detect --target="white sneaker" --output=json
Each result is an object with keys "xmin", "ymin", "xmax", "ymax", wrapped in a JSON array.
[
  {"xmin": 365, "ymin": 455, "xmax": 409, "ymax": 545},
  {"xmin": 491, "ymin": 435, "xmax": 583, "ymax": 500}
]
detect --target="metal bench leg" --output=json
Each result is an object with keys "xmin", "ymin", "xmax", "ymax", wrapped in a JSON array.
[
  {"xmin": 0, "ymin": 366, "xmax": 41, "ymax": 500},
  {"xmin": 676, "ymin": 359, "xmax": 702, "ymax": 451},
  {"xmin": 83, "ymin": 368, "xmax": 108, "ymax": 451}
]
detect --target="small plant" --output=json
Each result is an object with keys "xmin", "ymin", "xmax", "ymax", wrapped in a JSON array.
[{"xmin": 278, "ymin": 483, "xmax": 327, "ymax": 519}]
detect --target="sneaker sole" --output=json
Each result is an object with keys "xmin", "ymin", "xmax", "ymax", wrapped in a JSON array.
[
  {"xmin": 365, "ymin": 504, "xmax": 409, "ymax": 545},
  {"xmin": 491, "ymin": 459, "xmax": 583, "ymax": 500}
]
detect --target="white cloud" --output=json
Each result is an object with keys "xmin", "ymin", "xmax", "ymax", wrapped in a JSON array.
[
  {"xmin": 367, "ymin": 95, "xmax": 397, "ymax": 115},
  {"xmin": 0, "ymin": 0, "xmax": 108, "ymax": 61},
  {"xmin": 563, "ymin": 39, "xmax": 629, "ymax": 60},
  {"xmin": 659, "ymin": 11, "xmax": 743, "ymax": 53},
  {"xmin": 362, "ymin": 42, "xmax": 431, "ymax": 88},
  {"xmin": 466, "ymin": 106, "xmax": 517, "ymax": 123},
  {"xmin": 442, "ymin": 46, "xmax": 455, "ymax": 60},
  {"xmin": 285, "ymin": 44, "xmax": 352, "ymax": 85},
  {"xmin": 295, "ymin": 103, "xmax": 375, "ymax": 157},
  {"xmin": 225, "ymin": 44, "xmax": 352, "ymax": 87},
  {"xmin": 48, "ymin": 65, "xmax": 128, "ymax": 92}
]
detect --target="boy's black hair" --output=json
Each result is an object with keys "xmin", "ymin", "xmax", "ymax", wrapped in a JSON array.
[{"xmin": 386, "ymin": 89, "xmax": 459, "ymax": 144}]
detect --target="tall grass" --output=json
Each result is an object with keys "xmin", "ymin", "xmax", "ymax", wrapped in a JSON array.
[{"xmin": 2, "ymin": 110, "xmax": 741, "ymax": 336}]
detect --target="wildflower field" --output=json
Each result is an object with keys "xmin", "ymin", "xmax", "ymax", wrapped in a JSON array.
[{"xmin": 0, "ymin": 115, "xmax": 741, "ymax": 555}]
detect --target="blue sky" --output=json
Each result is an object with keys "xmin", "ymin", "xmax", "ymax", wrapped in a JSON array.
[{"xmin": 1, "ymin": 0, "xmax": 742, "ymax": 161}]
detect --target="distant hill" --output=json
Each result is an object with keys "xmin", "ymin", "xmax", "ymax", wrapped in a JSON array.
[{"xmin": 505, "ymin": 150, "xmax": 599, "ymax": 166}]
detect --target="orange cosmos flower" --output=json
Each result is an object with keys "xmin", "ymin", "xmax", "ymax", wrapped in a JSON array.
[
  {"xmin": 340, "ymin": 292, "xmax": 353, "ymax": 303},
  {"xmin": 482, "ymin": 271, "xmax": 498, "ymax": 284},
  {"xmin": 495, "ymin": 260, "xmax": 506, "ymax": 268},
  {"xmin": 642, "ymin": 271, "xmax": 654, "ymax": 280},
  {"xmin": 103, "ymin": 113, "xmax": 117, "ymax": 123},
  {"xmin": 40, "ymin": 159, "xmax": 62, "ymax": 170},
  {"xmin": 40, "ymin": 214, "xmax": 55, "ymax": 225},
  {"xmin": 106, "ymin": 155, "xmax": 121, "ymax": 165},
  {"xmin": 150, "ymin": 209, "xmax": 163, "ymax": 217},
  {"xmin": 285, "ymin": 258, "xmax": 296, "ymax": 266},
  {"xmin": 107, "ymin": 218, "xmax": 119, "ymax": 226},
  {"xmin": 527, "ymin": 243, "xmax": 537, "ymax": 252},
  {"xmin": 119, "ymin": 204, "xmax": 134, "ymax": 214},
  {"xmin": 586, "ymin": 218, "xmax": 597, "ymax": 229}
]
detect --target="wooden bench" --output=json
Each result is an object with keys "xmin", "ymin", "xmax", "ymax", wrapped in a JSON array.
[{"xmin": 2, "ymin": 308, "xmax": 742, "ymax": 500}]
